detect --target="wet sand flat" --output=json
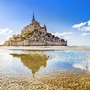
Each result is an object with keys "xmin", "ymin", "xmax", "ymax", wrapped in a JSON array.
[
  {"xmin": 1, "ymin": 47, "xmax": 90, "ymax": 90},
  {"xmin": 0, "ymin": 72, "xmax": 90, "ymax": 90},
  {"xmin": 1, "ymin": 46, "xmax": 90, "ymax": 50}
]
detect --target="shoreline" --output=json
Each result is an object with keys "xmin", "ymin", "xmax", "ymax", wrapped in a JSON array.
[{"xmin": 0, "ymin": 46, "xmax": 90, "ymax": 50}]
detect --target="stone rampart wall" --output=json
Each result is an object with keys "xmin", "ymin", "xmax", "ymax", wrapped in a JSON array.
[
  {"xmin": 17, "ymin": 41, "xmax": 24, "ymax": 46},
  {"xmin": 4, "ymin": 40, "xmax": 67, "ymax": 46}
]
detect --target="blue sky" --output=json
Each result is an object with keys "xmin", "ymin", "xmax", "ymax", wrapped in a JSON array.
[{"xmin": 0, "ymin": 0, "xmax": 90, "ymax": 46}]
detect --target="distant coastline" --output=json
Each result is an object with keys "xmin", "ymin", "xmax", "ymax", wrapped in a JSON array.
[{"xmin": 1, "ymin": 46, "xmax": 90, "ymax": 50}]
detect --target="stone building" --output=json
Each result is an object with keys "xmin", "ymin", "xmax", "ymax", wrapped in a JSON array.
[
  {"xmin": 21, "ymin": 13, "xmax": 47, "ymax": 34},
  {"xmin": 3, "ymin": 13, "xmax": 67, "ymax": 46}
]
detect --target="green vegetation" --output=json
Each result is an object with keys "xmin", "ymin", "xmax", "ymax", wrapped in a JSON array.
[
  {"xmin": 13, "ymin": 34, "xmax": 19, "ymax": 40},
  {"xmin": 46, "ymin": 32, "xmax": 51, "ymax": 37},
  {"xmin": 21, "ymin": 31, "xmax": 34, "ymax": 39},
  {"xmin": 52, "ymin": 35, "xmax": 55, "ymax": 38},
  {"xmin": 21, "ymin": 35, "xmax": 26, "ymax": 39}
]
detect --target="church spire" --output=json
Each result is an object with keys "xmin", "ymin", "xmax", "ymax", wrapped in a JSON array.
[{"xmin": 32, "ymin": 11, "xmax": 35, "ymax": 21}]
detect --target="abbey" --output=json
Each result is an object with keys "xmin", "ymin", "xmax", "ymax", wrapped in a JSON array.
[
  {"xmin": 3, "ymin": 13, "xmax": 67, "ymax": 46},
  {"xmin": 21, "ymin": 13, "xmax": 47, "ymax": 34}
]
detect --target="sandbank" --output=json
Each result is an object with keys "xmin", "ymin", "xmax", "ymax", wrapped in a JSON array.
[{"xmin": 0, "ymin": 46, "xmax": 90, "ymax": 50}]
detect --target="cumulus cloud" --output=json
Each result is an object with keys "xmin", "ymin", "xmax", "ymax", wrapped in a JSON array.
[
  {"xmin": 72, "ymin": 20, "xmax": 90, "ymax": 31},
  {"xmin": 0, "ymin": 28, "xmax": 13, "ymax": 44},
  {"xmin": 72, "ymin": 22, "xmax": 86, "ymax": 29},
  {"xmin": 88, "ymin": 20, "xmax": 90, "ymax": 26},
  {"xmin": 80, "ymin": 26, "xmax": 90, "ymax": 31},
  {"xmin": 4, "ymin": 30, "xmax": 13, "ymax": 36},
  {"xmin": 0, "ymin": 28, "xmax": 13, "ymax": 36},
  {"xmin": 73, "ymin": 64, "xmax": 87, "ymax": 70},
  {"xmin": 81, "ymin": 33, "xmax": 90, "ymax": 36},
  {"xmin": 6, "ymin": 34, "xmax": 13, "ymax": 39},
  {"xmin": 52, "ymin": 32, "xmax": 73, "ymax": 37},
  {"xmin": 52, "ymin": 32, "xmax": 73, "ymax": 40},
  {"xmin": 0, "ymin": 28, "xmax": 9, "ymax": 35}
]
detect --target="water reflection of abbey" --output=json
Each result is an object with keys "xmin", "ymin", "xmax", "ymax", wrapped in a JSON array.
[{"xmin": 11, "ymin": 51, "xmax": 48, "ymax": 76}]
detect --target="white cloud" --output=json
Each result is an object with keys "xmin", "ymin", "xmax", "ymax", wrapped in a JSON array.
[
  {"xmin": 88, "ymin": 20, "xmax": 90, "ymax": 26},
  {"xmin": 81, "ymin": 33, "xmax": 90, "ymax": 36},
  {"xmin": 73, "ymin": 64, "xmax": 87, "ymax": 70},
  {"xmin": 80, "ymin": 26, "xmax": 90, "ymax": 31},
  {"xmin": 4, "ymin": 30, "xmax": 13, "ymax": 36},
  {"xmin": 0, "ymin": 28, "xmax": 9, "ymax": 35},
  {"xmin": 72, "ymin": 22, "xmax": 86, "ymax": 28},
  {"xmin": 0, "ymin": 28, "xmax": 13, "ymax": 35},
  {"xmin": 52, "ymin": 32, "xmax": 73, "ymax": 37},
  {"xmin": 6, "ymin": 34, "xmax": 13, "ymax": 39},
  {"xmin": 72, "ymin": 20, "xmax": 90, "ymax": 31},
  {"xmin": 52, "ymin": 32, "xmax": 73, "ymax": 40},
  {"xmin": 0, "ymin": 28, "xmax": 13, "ymax": 44}
]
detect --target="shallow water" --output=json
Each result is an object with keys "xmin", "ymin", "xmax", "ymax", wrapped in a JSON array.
[
  {"xmin": 1, "ymin": 49, "xmax": 90, "ymax": 89},
  {"xmin": 0, "ymin": 49, "xmax": 90, "ymax": 76}
]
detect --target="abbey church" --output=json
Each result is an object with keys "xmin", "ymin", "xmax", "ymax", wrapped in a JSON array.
[
  {"xmin": 3, "ymin": 13, "xmax": 67, "ymax": 46},
  {"xmin": 21, "ymin": 13, "xmax": 47, "ymax": 34}
]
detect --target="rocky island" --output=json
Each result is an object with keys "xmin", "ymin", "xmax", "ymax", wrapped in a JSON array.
[{"xmin": 3, "ymin": 13, "xmax": 67, "ymax": 46}]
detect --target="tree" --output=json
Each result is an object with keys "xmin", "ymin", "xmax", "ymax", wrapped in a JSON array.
[
  {"xmin": 46, "ymin": 32, "xmax": 51, "ymax": 37},
  {"xmin": 61, "ymin": 39, "xmax": 65, "ymax": 42},
  {"xmin": 13, "ymin": 34, "xmax": 19, "ymax": 40}
]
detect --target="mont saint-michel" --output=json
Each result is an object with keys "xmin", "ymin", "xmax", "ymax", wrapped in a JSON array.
[{"xmin": 3, "ymin": 14, "xmax": 67, "ymax": 46}]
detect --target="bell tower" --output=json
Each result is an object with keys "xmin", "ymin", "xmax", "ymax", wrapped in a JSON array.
[{"xmin": 32, "ymin": 12, "xmax": 35, "ymax": 21}]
